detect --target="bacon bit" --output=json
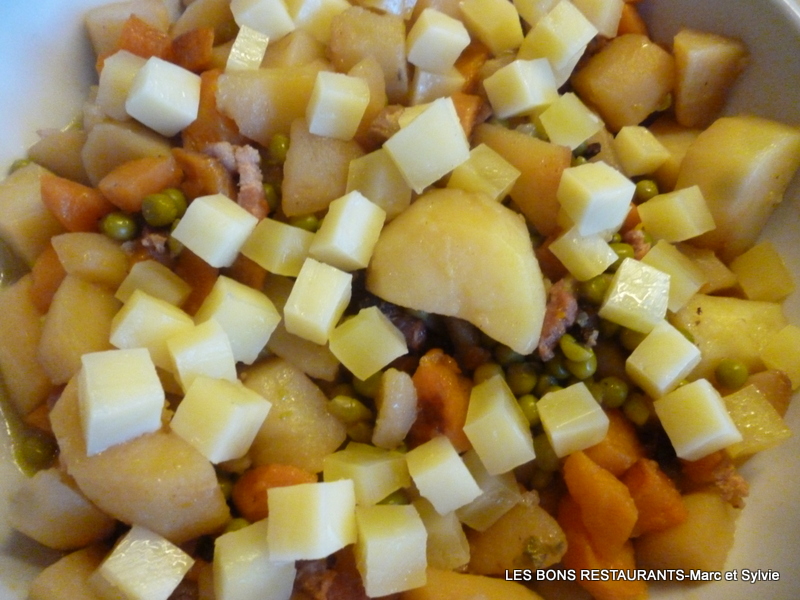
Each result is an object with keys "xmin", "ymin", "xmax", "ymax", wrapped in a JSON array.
[
  {"xmin": 203, "ymin": 142, "xmax": 269, "ymax": 219},
  {"xmin": 538, "ymin": 277, "xmax": 579, "ymax": 361},
  {"xmin": 622, "ymin": 227, "xmax": 651, "ymax": 260}
]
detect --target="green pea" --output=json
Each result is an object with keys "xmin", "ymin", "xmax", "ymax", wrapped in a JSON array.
[
  {"xmin": 142, "ymin": 192, "xmax": 179, "ymax": 227},
  {"xmin": 634, "ymin": 179, "xmax": 659, "ymax": 203},
  {"xmin": 474, "ymin": 362, "xmax": 504, "ymax": 384},
  {"xmin": 571, "ymin": 155, "xmax": 588, "ymax": 167},
  {"xmin": 353, "ymin": 371, "xmax": 381, "ymax": 399},
  {"xmin": 715, "ymin": 358, "xmax": 749, "ymax": 390},
  {"xmin": 328, "ymin": 395, "xmax": 373, "ymax": 424},
  {"xmin": 347, "ymin": 421, "xmax": 374, "ymax": 444},
  {"xmin": 168, "ymin": 218, "xmax": 184, "ymax": 256},
  {"xmin": 619, "ymin": 327, "xmax": 647, "ymax": 352},
  {"xmin": 494, "ymin": 344, "xmax": 524, "ymax": 366},
  {"xmin": 263, "ymin": 182, "xmax": 280, "ymax": 212},
  {"xmin": 506, "ymin": 362, "xmax": 538, "ymax": 396},
  {"xmin": 565, "ymin": 353, "xmax": 597, "ymax": 380},
  {"xmin": 622, "ymin": 394, "xmax": 651, "ymax": 426},
  {"xmin": 559, "ymin": 334, "xmax": 593, "ymax": 362},
  {"xmin": 289, "ymin": 214, "xmax": 320, "ymax": 232},
  {"xmin": 545, "ymin": 354, "xmax": 570, "ymax": 380},
  {"xmin": 18, "ymin": 432, "xmax": 58, "ymax": 472},
  {"xmin": 609, "ymin": 242, "xmax": 635, "ymax": 271},
  {"xmin": 100, "ymin": 211, "xmax": 139, "ymax": 241},
  {"xmin": 579, "ymin": 274, "xmax": 612, "ymax": 305},
  {"xmin": 518, "ymin": 394, "xmax": 540, "ymax": 427},
  {"xmin": 268, "ymin": 133, "xmax": 290, "ymax": 164},
  {"xmin": 379, "ymin": 489, "xmax": 410, "ymax": 505},
  {"xmin": 162, "ymin": 187, "xmax": 187, "ymax": 218},
  {"xmin": 224, "ymin": 518, "xmax": 251, "ymax": 534},
  {"xmin": 533, "ymin": 433, "xmax": 560, "ymax": 472},
  {"xmin": 599, "ymin": 319, "xmax": 620, "ymax": 338},
  {"xmin": 535, "ymin": 374, "xmax": 560, "ymax": 397},
  {"xmin": 598, "ymin": 376, "xmax": 629, "ymax": 408}
]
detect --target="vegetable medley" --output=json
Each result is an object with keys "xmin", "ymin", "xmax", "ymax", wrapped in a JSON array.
[{"xmin": 1, "ymin": 0, "xmax": 800, "ymax": 599}]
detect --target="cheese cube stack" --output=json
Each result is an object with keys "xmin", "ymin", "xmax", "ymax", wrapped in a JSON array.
[
  {"xmin": 549, "ymin": 226, "xmax": 618, "ymax": 282},
  {"xmin": 459, "ymin": 0, "xmax": 524, "ymax": 55},
  {"xmin": 125, "ymin": 57, "xmax": 201, "ymax": 137},
  {"xmin": 519, "ymin": 0, "xmax": 597, "ymax": 71},
  {"xmin": 214, "ymin": 519, "xmax": 296, "ymax": 600},
  {"xmin": 412, "ymin": 497, "xmax": 471, "ymax": 570},
  {"xmin": 96, "ymin": 50, "xmax": 146, "ymax": 121},
  {"xmin": 170, "ymin": 376, "xmax": 272, "ymax": 463},
  {"xmin": 537, "ymin": 382, "xmax": 610, "ymax": 457},
  {"xmin": 572, "ymin": 0, "xmax": 624, "ymax": 38},
  {"xmin": 409, "ymin": 67, "xmax": 466, "ymax": 106},
  {"xmin": 637, "ymin": 185, "xmax": 716, "ymax": 242},
  {"xmin": 226, "ymin": 25, "xmax": 270, "ymax": 71},
  {"xmin": 231, "ymin": 0, "xmax": 295, "ymax": 41},
  {"xmin": 78, "ymin": 348, "xmax": 165, "ymax": 456},
  {"xmin": 167, "ymin": 319, "xmax": 238, "ymax": 391},
  {"xmin": 306, "ymin": 71, "xmax": 371, "ymax": 140},
  {"xmin": 599, "ymin": 258, "xmax": 670, "ymax": 333},
  {"xmin": 483, "ymin": 59, "xmax": 558, "ymax": 119},
  {"xmin": 729, "ymin": 241, "xmax": 796, "ymax": 302},
  {"xmin": 171, "ymin": 194, "xmax": 259, "ymax": 268},
  {"xmin": 557, "ymin": 161, "xmax": 635, "ymax": 236},
  {"xmin": 455, "ymin": 449, "xmax": 522, "ymax": 532},
  {"xmin": 447, "ymin": 143, "xmax": 521, "ymax": 202},
  {"xmin": 354, "ymin": 504, "xmax": 428, "ymax": 597},
  {"xmin": 323, "ymin": 442, "xmax": 411, "ymax": 506},
  {"xmin": 539, "ymin": 92, "xmax": 604, "ymax": 150},
  {"xmin": 241, "ymin": 217, "xmax": 315, "ymax": 277},
  {"xmin": 347, "ymin": 149, "xmax": 412, "ymax": 221},
  {"xmin": 286, "ymin": 0, "xmax": 350, "ymax": 43},
  {"xmin": 267, "ymin": 480, "xmax": 357, "ymax": 560},
  {"xmin": 641, "ymin": 240, "xmax": 707, "ymax": 312},
  {"xmin": 613, "ymin": 125, "xmax": 671, "ymax": 177},
  {"xmin": 405, "ymin": 435, "xmax": 482, "ymax": 515},
  {"xmin": 406, "ymin": 8, "xmax": 471, "ymax": 74},
  {"xmin": 653, "ymin": 379, "xmax": 742, "ymax": 461},
  {"xmin": 115, "ymin": 259, "xmax": 192, "ymax": 306}
]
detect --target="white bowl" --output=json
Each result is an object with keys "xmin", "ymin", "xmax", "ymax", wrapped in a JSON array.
[{"xmin": 1, "ymin": 1, "xmax": 799, "ymax": 599}]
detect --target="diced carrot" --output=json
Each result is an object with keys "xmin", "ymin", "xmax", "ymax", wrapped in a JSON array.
[
  {"xmin": 680, "ymin": 449, "xmax": 727, "ymax": 485},
  {"xmin": 28, "ymin": 243, "xmax": 67, "ymax": 314},
  {"xmin": 231, "ymin": 463, "xmax": 317, "ymax": 522},
  {"xmin": 98, "ymin": 155, "xmax": 184, "ymax": 213},
  {"xmin": 23, "ymin": 402, "xmax": 53, "ymax": 434},
  {"xmin": 455, "ymin": 40, "xmax": 491, "ymax": 94},
  {"xmin": 182, "ymin": 70, "xmax": 248, "ymax": 152},
  {"xmin": 562, "ymin": 450, "xmax": 638, "ymax": 558},
  {"xmin": 619, "ymin": 203, "xmax": 641, "ymax": 234},
  {"xmin": 172, "ymin": 147, "xmax": 237, "ymax": 200},
  {"xmin": 222, "ymin": 254, "xmax": 268, "ymax": 291},
  {"xmin": 408, "ymin": 348, "xmax": 472, "ymax": 453},
  {"xmin": 617, "ymin": 2, "xmax": 649, "ymax": 36},
  {"xmin": 40, "ymin": 172, "xmax": 116, "ymax": 232},
  {"xmin": 535, "ymin": 232, "xmax": 569, "ymax": 282},
  {"xmin": 173, "ymin": 249, "xmax": 220, "ymax": 315},
  {"xmin": 117, "ymin": 15, "xmax": 172, "ymax": 60},
  {"xmin": 584, "ymin": 408, "xmax": 645, "ymax": 477},
  {"xmin": 622, "ymin": 457, "xmax": 688, "ymax": 536},
  {"xmin": 451, "ymin": 92, "xmax": 485, "ymax": 139},
  {"xmin": 171, "ymin": 27, "xmax": 215, "ymax": 73}
]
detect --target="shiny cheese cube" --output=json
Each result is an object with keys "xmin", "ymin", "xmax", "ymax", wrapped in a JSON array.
[
  {"xmin": 231, "ymin": 0, "xmax": 295, "ymax": 41},
  {"xmin": 226, "ymin": 25, "xmax": 270, "ymax": 71},
  {"xmin": 170, "ymin": 376, "xmax": 272, "ymax": 463},
  {"xmin": 518, "ymin": 0, "xmax": 597, "ymax": 71},
  {"xmin": 557, "ymin": 161, "xmax": 635, "ymax": 236},
  {"xmin": 637, "ymin": 185, "xmax": 716, "ymax": 242},
  {"xmin": 286, "ymin": 0, "xmax": 350, "ymax": 43},
  {"xmin": 761, "ymin": 325, "xmax": 800, "ymax": 389},
  {"xmin": 78, "ymin": 348, "xmax": 165, "ymax": 456},
  {"xmin": 549, "ymin": 226, "xmax": 618, "ymax": 282},
  {"xmin": 599, "ymin": 258, "xmax": 670, "ymax": 333},
  {"xmin": 729, "ymin": 241, "xmax": 795, "ymax": 302},
  {"xmin": 539, "ymin": 92, "xmax": 604, "ymax": 150},
  {"xmin": 347, "ymin": 148, "xmax": 412, "ymax": 221},
  {"xmin": 171, "ymin": 193, "xmax": 259, "ymax": 268},
  {"xmin": 166, "ymin": 319, "xmax": 238, "ymax": 391},
  {"xmin": 412, "ymin": 497, "xmax": 470, "ymax": 571},
  {"xmin": 406, "ymin": 8, "xmax": 471, "ymax": 74},
  {"xmin": 241, "ymin": 217, "xmax": 314, "ymax": 277},
  {"xmin": 447, "ymin": 143, "xmax": 521, "ymax": 202},
  {"xmin": 306, "ymin": 71, "xmax": 370, "ymax": 140},
  {"xmin": 641, "ymin": 240, "xmax": 707, "ymax": 312},
  {"xmin": 455, "ymin": 449, "xmax": 522, "ymax": 532},
  {"xmin": 125, "ymin": 57, "xmax": 201, "ymax": 137},
  {"xmin": 115, "ymin": 259, "xmax": 192, "ymax": 306},
  {"xmin": 537, "ymin": 382, "xmax": 610, "ymax": 457},
  {"xmin": 459, "ymin": 0, "xmax": 524, "ymax": 55},
  {"xmin": 323, "ymin": 442, "xmax": 411, "ymax": 506},
  {"xmin": 409, "ymin": 67, "xmax": 465, "ymax": 106},
  {"xmin": 653, "ymin": 379, "xmax": 742, "ymax": 461},
  {"xmin": 612, "ymin": 125, "xmax": 671, "ymax": 177},
  {"xmin": 483, "ymin": 59, "xmax": 558, "ymax": 118},
  {"xmin": 572, "ymin": 0, "xmax": 624, "ymax": 38},
  {"xmin": 97, "ymin": 50, "xmax": 146, "ymax": 121}
]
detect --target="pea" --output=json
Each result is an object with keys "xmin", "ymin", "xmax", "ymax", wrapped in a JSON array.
[
  {"xmin": 474, "ymin": 362, "xmax": 504, "ymax": 384},
  {"xmin": 518, "ymin": 394, "xmax": 540, "ymax": 427},
  {"xmin": 579, "ymin": 274, "xmax": 612, "ymax": 305},
  {"xmin": 263, "ymin": 182, "xmax": 280, "ymax": 212},
  {"xmin": 379, "ymin": 489, "xmax": 410, "ymax": 505},
  {"xmin": 622, "ymin": 394, "xmax": 651, "ymax": 426},
  {"xmin": 559, "ymin": 334, "xmax": 593, "ymax": 362},
  {"xmin": 100, "ymin": 211, "xmax": 139, "ymax": 241},
  {"xmin": 545, "ymin": 354, "xmax": 570, "ymax": 380},
  {"xmin": 571, "ymin": 155, "xmax": 588, "ymax": 167},
  {"xmin": 619, "ymin": 327, "xmax": 647, "ymax": 352},
  {"xmin": 565, "ymin": 353, "xmax": 597, "ymax": 380},
  {"xmin": 328, "ymin": 395, "xmax": 372, "ymax": 424},
  {"xmin": 494, "ymin": 344, "xmax": 524, "ymax": 366},
  {"xmin": 268, "ymin": 133, "xmax": 290, "ymax": 164},
  {"xmin": 289, "ymin": 214, "xmax": 320, "ymax": 232},
  {"xmin": 533, "ymin": 433, "xmax": 560, "ymax": 472},
  {"xmin": 598, "ymin": 376, "xmax": 629, "ymax": 408},
  {"xmin": 142, "ymin": 192, "xmax": 179, "ymax": 227},
  {"xmin": 347, "ymin": 421, "xmax": 374, "ymax": 444},
  {"xmin": 535, "ymin": 374, "xmax": 560, "ymax": 397},
  {"xmin": 353, "ymin": 371, "xmax": 381, "ymax": 399},
  {"xmin": 162, "ymin": 188, "xmax": 187, "ymax": 218},
  {"xmin": 18, "ymin": 432, "xmax": 58, "ymax": 472},
  {"xmin": 506, "ymin": 362, "xmax": 538, "ymax": 396},
  {"xmin": 609, "ymin": 242, "xmax": 635, "ymax": 271},
  {"xmin": 634, "ymin": 179, "xmax": 659, "ymax": 203},
  {"xmin": 715, "ymin": 358, "xmax": 749, "ymax": 390}
]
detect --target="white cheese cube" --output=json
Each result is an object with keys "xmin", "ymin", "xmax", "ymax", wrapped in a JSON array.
[
  {"xmin": 110, "ymin": 290, "xmax": 195, "ymax": 370},
  {"xmin": 285, "ymin": 0, "xmax": 350, "ymax": 43},
  {"xmin": 455, "ymin": 448, "xmax": 522, "ymax": 531},
  {"xmin": 306, "ymin": 71, "xmax": 370, "ymax": 140},
  {"xmin": 347, "ymin": 149, "xmax": 412, "ymax": 221},
  {"xmin": 641, "ymin": 240, "xmax": 707, "ymax": 312},
  {"xmin": 125, "ymin": 57, "xmax": 201, "ymax": 137},
  {"xmin": 447, "ymin": 143, "xmax": 521, "ymax": 202},
  {"xmin": 539, "ymin": 92, "xmax": 604, "ymax": 150},
  {"xmin": 171, "ymin": 193, "xmax": 259, "ymax": 268},
  {"xmin": 463, "ymin": 375, "xmax": 535, "ymax": 475},
  {"xmin": 653, "ymin": 379, "xmax": 743, "ymax": 461},
  {"xmin": 637, "ymin": 185, "xmax": 716, "ymax": 242},
  {"xmin": 170, "ymin": 376, "xmax": 271, "ymax": 463},
  {"xmin": 557, "ymin": 161, "xmax": 635, "ymax": 236},
  {"xmin": 612, "ymin": 125, "xmax": 671, "ymax": 177},
  {"xmin": 309, "ymin": 191, "xmax": 386, "ymax": 271},
  {"xmin": 226, "ymin": 25, "xmax": 270, "ymax": 72},
  {"xmin": 384, "ymin": 97, "xmax": 470, "ymax": 193},
  {"xmin": 412, "ymin": 497, "xmax": 470, "ymax": 571},
  {"xmin": 323, "ymin": 442, "xmax": 411, "ymax": 506},
  {"xmin": 166, "ymin": 319, "xmax": 238, "ymax": 391},
  {"xmin": 354, "ymin": 504, "xmax": 428, "ymax": 597},
  {"xmin": 599, "ymin": 258, "xmax": 670, "ymax": 333},
  {"xmin": 78, "ymin": 348, "xmax": 165, "ymax": 456},
  {"xmin": 115, "ymin": 259, "xmax": 192, "ymax": 306},
  {"xmin": 483, "ymin": 59, "xmax": 558, "ymax": 119},
  {"xmin": 267, "ymin": 480, "xmax": 357, "ymax": 560},
  {"xmin": 518, "ymin": 0, "xmax": 597, "ymax": 71},
  {"xmin": 405, "ymin": 435, "xmax": 482, "ymax": 515},
  {"xmin": 407, "ymin": 8, "xmax": 471, "ymax": 74},
  {"xmin": 241, "ymin": 217, "xmax": 314, "ymax": 277},
  {"xmin": 459, "ymin": 0, "xmax": 524, "ymax": 55},
  {"xmin": 626, "ymin": 321, "xmax": 701, "ymax": 399},
  {"xmin": 283, "ymin": 258, "xmax": 352, "ymax": 345},
  {"xmin": 537, "ymin": 382, "xmax": 610, "ymax": 458},
  {"xmin": 328, "ymin": 306, "xmax": 407, "ymax": 381},
  {"xmin": 409, "ymin": 67, "xmax": 466, "ymax": 106},
  {"xmin": 195, "ymin": 275, "xmax": 281, "ymax": 364},
  {"xmin": 214, "ymin": 519, "xmax": 296, "ymax": 600},
  {"xmin": 231, "ymin": 0, "xmax": 295, "ymax": 41},
  {"xmin": 548, "ymin": 226, "xmax": 618, "ymax": 282},
  {"xmin": 513, "ymin": 0, "xmax": 559, "ymax": 27},
  {"xmin": 97, "ymin": 50, "xmax": 146, "ymax": 121},
  {"xmin": 572, "ymin": 0, "xmax": 624, "ymax": 38}
]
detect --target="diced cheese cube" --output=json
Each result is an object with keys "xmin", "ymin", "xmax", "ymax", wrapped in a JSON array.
[
  {"xmin": 226, "ymin": 25, "xmax": 270, "ymax": 71},
  {"xmin": 125, "ymin": 57, "xmax": 201, "ymax": 137},
  {"xmin": 406, "ymin": 8, "xmax": 471, "ymax": 74},
  {"xmin": 110, "ymin": 290, "xmax": 195, "ymax": 370},
  {"xmin": 626, "ymin": 320, "xmax": 701, "ymax": 399},
  {"xmin": 412, "ymin": 497, "xmax": 470, "ymax": 571},
  {"xmin": 637, "ymin": 185, "xmax": 716, "ymax": 242},
  {"xmin": 612, "ymin": 125, "xmax": 671, "ymax": 177},
  {"xmin": 723, "ymin": 385, "xmax": 792, "ymax": 459},
  {"xmin": 599, "ymin": 258, "xmax": 670, "ymax": 333},
  {"xmin": 455, "ymin": 449, "xmax": 522, "ymax": 531},
  {"xmin": 729, "ymin": 241, "xmax": 795, "ymax": 302},
  {"xmin": 539, "ymin": 92, "xmax": 604, "ymax": 150},
  {"xmin": 548, "ymin": 226, "xmax": 618, "ymax": 282},
  {"xmin": 115, "ymin": 259, "xmax": 192, "ymax": 306},
  {"xmin": 463, "ymin": 375, "xmax": 535, "ymax": 475},
  {"xmin": 483, "ymin": 59, "xmax": 558, "ymax": 119},
  {"xmin": 231, "ymin": 0, "xmax": 295, "ymax": 41},
  {"xmin": 306, "ymin": 71, "xmax": 371, "ymax": 140},
  {"xmin": 170, "ymin": 376, "xmax": 271, "ymax": 463},
  {"xmin": 537, "ymin": 382, "xmax": 610, "ymax": 458},
  {"xmin": 214, "ymin": 519, "xmax": 296, "ymax": 600},
  {"xmin": 447, "ymin": 143, "xmax": 521, "ymax": 202},
  {"xmin": 195, "ymin": 275, "xmax": 281, "ymax": 364},
  {"xmin": 347, "ymin": 148, "xmax": 412, "ymax": 221},
  {"xmin": 284, "ymin": 258, "xmax": 352, "ymax": 345},
  {"xmin": 166, "ymin": 319, "xmax": 238, "ymax": 391},
  {"xmin": 571, "ymin": 0, "xmax": 624, "ymax": 38},
  {"xmin": 241, "ymin": 217, "xmax": 314, "ymax": 277},
  {"xmin": 94, "ymin": 525, "xmax": 193, "ymax": 600},
  {"xmin": 653, "ymin": 379, "xmax": 742, "ymax": 461},
  {"xmin": 405, "ymin": 435, "xmax": 482, "ymax": 515},
  {"xmin": 641, "ymin": 240, "xmax": 707, "ymax": 312},
  {"xmin": 409, "ymin": 67, "xmax": 466, "ymax": 106},
  {"xmin": 78, "ymin": 348, "xmax": 165, "ymax": 456},
  {"xmin": 97, "ymin": 50, "xmax": 146, "ymax": 121},
  {"xmin": 171, "ymin": 193, "xmax": 259, "ymax": 268},
  {"xmin": 309, "ymin": 191, "xmax": 386, "ymax": 271},
  {"xmin": 354, "ymin": 504, "xmax": 428, "ymax": 597},
  {"xmin": 518, "ymin": 0, "xmax": 597, "ymax": 71},
  {"xmin": 267, "ymin": 480, "xmax": 357, "ymax": 560},
  {"xmin": 557, "ymin": 161, "xmax": 635, "ymax": 236},
  {"xmin": 513, "ymin": 0, "xmax": 559, "ymax": 27},
  {"xmin": 384, "ymin": 97, "xmax": 471, "ymax": 193},
  {"xmin": 285, "ymin": 0, "xmax": 350, "ymax": 43},
  {"xmin": 328, "ymin": 306, "xmax": 407, "ymax": 381},
  {"xmin": 323, "ymin": 442, "xmax": 411, "ymax": 506},
  {"xmin": 761, "ymin": 324, "xmax": 800, "ymax": 389},
  {"xmin": 459, "ymin": 0, "xmax": 524, "ymax": 55}
]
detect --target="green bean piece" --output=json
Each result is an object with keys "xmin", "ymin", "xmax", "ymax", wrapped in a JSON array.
[
  {"xmin": 162, "ymin": 187, "xmax": 188, "ymax": 218},
  {"xmin": 598, "ymin": 376, "xmax": 629, "ymax": 408},
  {"xmin": 506, "ymin": 362, "xmax": 538, "ymax": 396},
  {"xmin": 715, "ymin": 358, "xmax": 749, "ymax": 390},
  {"xmin": 474, "ymin": 362, "xmax": 504, "ymax": 384},
  {"xmin": 579, "ymin": 274, "xmax": 612, "ymax": 305},
  {"xmin": 565, "ymin": 353, "xmax": 597, "ymax": 380},
  {"xmin": 559, "ymin": 334, "xmax": 593, "ymax": 362},
  {"xmin": 518, "ymin": 394, "xmax": 540, "ymax": 427},
  {"xmin": 142, "ymin": 192, "xmax": 179, "ymax": 227},
  {"xmin": 328, "ymin": 395, "xmax": 373, "ymax": 424},
  {"xmin": 533, "ymin": 433, "xmax": 560, "ymax": 472},
  {"xmin": 289, "ymin": 214, "xmax": 320, "ymax": 232},
  {"xmin": 100, "ymin": 211, "xmax": 139, "ymax": 241},
  {"xmin": 634, "ymin": 179, "xmax": 659, "ymax": 203},
  {"xmin": 268, "ymin": 133, "xmax": 290, "ymax": 164}
]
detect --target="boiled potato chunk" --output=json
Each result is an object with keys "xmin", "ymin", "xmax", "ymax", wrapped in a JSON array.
[
  {"xmin": 29, "ymin": 546, "xmax": 107, "ymax": 600},
  {"xmin": 401, "ymin": 568, "xmax": 545, "ymax": 600},
  {"xmin": 366, "ymin": 188, "xmax": 546, "ymax": 355}
]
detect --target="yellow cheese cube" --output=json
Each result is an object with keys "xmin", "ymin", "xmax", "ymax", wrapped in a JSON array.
[
  {"xmin": 306, "ymin": 71, "xmax": 371, "ymax": 140},
  {"xmin": 226, "ymin": 25, "xmax": 270, "ymax": 71},
  {"xmin": 723, "ymin": 385, "xmax": 792, "ymax": 459},
  {"xmin": 571, "ymin": 0, "xmax": 624, "ymax": 38},
  {"xmin": 761, "ymin": 324, "xmax": 800, "ymax": 389},
  {"xmin": 641, "ymin": 240, "xmax": 707, "ymax": 312},
  {"xmin": 637, "ymin": 185, "xmax": 716, "ymax": 243},
  {"xmin": 729, "ymin": 241, "xmax": 795, "ymax": 302},
  {"xmin": 537, "ymin": 382, "xmax": 610, "ymax": 457},
  {"xmin": 166, "ymin": 319, "xmax": 238, "ymax": 391},
  {"xmin": 557, "ymin": 161, "xmax": 635, "ymax": 236},
  {"xmin": 407, "ymin": 8, "xmax": 470, "ymax": 74},
  {"xmin": 286, "ymin": 0, "xmax": 350, "ymax": 43},
  {"xmin": 459, "ymin": 0, "xmax": 524, "ymax": 55},
  {"xmin": 599, "ymin": 258, "xmax": 670, "ymax": 333},
  {"xmin": 115, "ymin": 259, "xmax": 192, "ymax": 306},
  {"xmin": 241, "ymin": 217, "xmax": 314, "ymax": 277},
  {"xmin": 548, "ymin": 226, "xmax": 618, "ymax": 282},
  {"xmin": 446, "ymin": 143, "xmax": 521, "ymax": 202},
  {"xmin": 96, "ymin": 50, "xmax": 146, "ymax": 120},
  {"xmin": 612, "ymin": 125, "xmax": 671, "ymax": 177},
  {"xmin": 323, "ymin": 442, "xmax": 411, "ymax": 506},
  {"xmin": 483, "ymin": 59, "xmax": 558, "ymax": 119},
  {"xmin": 539, "ymin": 92, "xmax": 604, "ymax": 150},
  {"xmin": 413, "ymin": 497, "xmax": 470, "ymax": 571},
  {"xmin": 409, "ymin": 67, "xmax": 465, "ymax": 106},
  {"xmin": 347, "ymin": 148, "xmax": 412, "ymax": 221},
  {"xmin": 518, "ymin": 0, "xmax": 597, "ymax": 71},
  {"xmin": 455, "ymin": 449, "xmax": 522, "ymax": 532},
  {"xmin": 231, "ymin": 0, "xmax": 295, "ymax": 41}
]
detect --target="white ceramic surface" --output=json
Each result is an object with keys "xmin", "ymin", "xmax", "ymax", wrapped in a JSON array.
[{"xmin": 1, "ymin": 1, "xmax": 799, "ymax": 599}]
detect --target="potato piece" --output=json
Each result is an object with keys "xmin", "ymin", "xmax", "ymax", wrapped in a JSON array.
[
  {"xmin": 171, "ymin": 0, "xmax": 237, "ymax": 43},
  {"xmin": 29, "ymin": 546, "xmax": 107, "ymax": 600},
  {"xmin": 27, "ymin": 129, "xmax": 90, "ymax": 185},
  {"xmin": 401, "ymin": 568, "xmax": 545, "ymax": 600},
  {"xmin": 51, "ymin": 232, "xmax": 129, "ymax": 290},
  {"xmin": 648, "ymin": 116, "xmax": 701, "ymax": 192},
  {"xmin": 366, "ymin": 188, "xmax": 546, "ymax": 355},
  {"xmin": 242, "ymin": 357, "xmax": 347, "ymax": 473},
  {"xmin": 676, "ymin": 244, "xmax": 737, "ymax": 294},
  {"xmin": 745, "ymin": 369, "xmax": 793, "ymax": 417},
  {"xmin": 672, "ymin": 28, "xmax": 749, "ymax": 128},
  {"xmin": 84, "ymin": 0, "xmax": 170, "ymax": 58},
  {"xmin": 262, "ymin": 30, "xmax": 327, "ymax": 68},
  {"xmin": 50, "ymin": 379, "xmax": 230, "ymax": 544},
  {"xmin": 723, "ymin": 384, "xmax": 791, "ymax": 460},
  {"xmin": 676, "ymin": 115, "xmax": 800, "ymax": 261},
  {"xmin": 571, "ymin": 33, "xmax": 675, "ymax": 132}
]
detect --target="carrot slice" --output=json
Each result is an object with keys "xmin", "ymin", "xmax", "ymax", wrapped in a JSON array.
[
  {"xmin": 98, "ymin": 155, "xmax": 183, "ymax": 213},
  {"xmin": 583, "ymin": 408, "xmax": 645, "ymax": 477},
  {"xmin": 28, "ymin": 243, "xmax": 67, "ymax": 314},
  {"xmin": 451, "ymin": 92, "xmax": 484, "ymax": 139},
  {"xmin": 171, "ymin": 27, "xmax": 215, "ymax": 73},
  {"xmin": 231, "ymin": 463, "xmax": 317, "ymax": 522},
  {"xmin": 622, "ymin": 457, "xmax": 688, "ymax": 536},
  {"xmin": 116, "ymin": 14, "xmax": 172, "ymax": 60},
  {"xmin": 173, "ymin": 249, "xmax": 219, "ymax": 315},
  {"xmin": 40, "ymin": 172, "xmax": 116, "ymax": 232},
  {"xmin": 172, "ymin": 147, "xmax": 237, "ymax": 200},
  {"xmin": 455, "ymin": 40, "xmax": 490, "ymax": 94},
  {"xmin": 222, "ymin": 254, "xmax": 268, "ymax": 291},
  {"xmin": 182, "ymin": 70, "xmax": 248, "ymax": 152}
]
